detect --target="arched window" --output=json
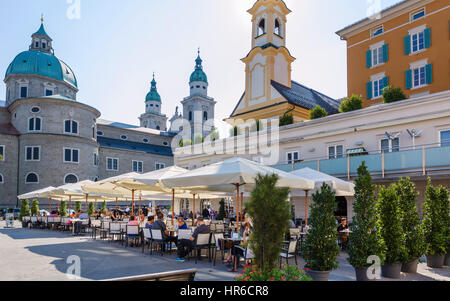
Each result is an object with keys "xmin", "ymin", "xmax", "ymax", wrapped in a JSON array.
[
  {"xmin": 203, "ymin": 111, "xmax": 208, "ymax": 121},
  {"xmin": 274, "ymin": 19, "xmax": 281, "ymax": 36},
  {"xmin": 25, "ymin": 173, "xmax": 39, "ymax": 184},
  {"xmin": 156, "ymin": 126, "xmax": 160, "ymax": 130},
  {"xmin": 0, "ymin": 173, "xmax": 4, "ymax": 184},
  {"xmin": 29, "ymin": 117, "xmax": 42, "ymax": 132},
  {"xmin": 257, "ymin": 19, "xmax": 265, "ymax": 37},
  {"xmin": 64, "ymin": 174, "xmax": 78, "ymax": 184},
  {"xmin": 189, "ymin": 111, "xmax": 193, "ymax": 121}
]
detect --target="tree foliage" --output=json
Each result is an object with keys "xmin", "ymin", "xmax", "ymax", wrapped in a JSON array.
[
  {"xmin": 396, "ymin": 178, "xmax": 426, "ymax": 262},
  {"xmin": 101, "ymin": 201, "xmax": 106, "ymax": 212},
  {"xmin": 217, "ymin": 199, "xmax": 226, "ymax": 221},
  {"xmin": 60, "ymin": 201, "xmax": 67, "ymax": 217},
  {"xmin": 348, "ymin": 162, "xmax": 385, "ymax": 267},
  {"xmin": 279, "ymin": 114, "xmax": 294, "ymax": 126},
  {"xmin": 378, "ymin": 185, "xmax": 406, "ymax": 264},
  {"xmin": 247, "ymin": 174, "xmax": 291, "ymax": 275},
  {"xmin": 179, "ymin": 139, "xmax": 192, "ymax": 147},
  {"xmin": 75, "ymin": 201, "xmax": 82, "ymax": 212},
  {"xmin": 422, "ymin": 179, "xmax": 449, "ymax": 255},
  {"xmin": 382, "ymin": 85, "xmax": 407, "ymax": 104},
  {"xmin": 194, "ymin": 134, "xmax": 205, "ymax": 144},
  {"xmin": 309, "ymin": 105, "xmax": 328, "ymax": 120},
  {"xmin": 31, "ymin": 199, "xmax": 39, "ymax": 216},
  {"xmin": 303, "ymin": 183, "xmax": 340, "ymax": 271},
  {"xmin": 339, "ymin": 94, "xmax": 363, "ymax": 113},
  {"xmin": 88, "ymin": 202, "xmax": 95, "ymax": 216},
  {"xmin": 19, "ymin": 199, "xmax": 31, "ymax": 221}
]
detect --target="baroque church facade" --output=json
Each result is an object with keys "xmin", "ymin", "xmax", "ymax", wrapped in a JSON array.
[{"xmin": 0, "ymin": 20, "xmax": 216, "ymax": 208}]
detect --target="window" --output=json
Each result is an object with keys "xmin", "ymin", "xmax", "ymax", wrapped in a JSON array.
[
  {"xmin": 20, "ymin": 86, "xmax": 28, "ymax": 98},
  {"xmin": 25, "ymin": 146, "xmax": 40, "ymax": 161},
  {"xmin": 411, "ymin": 31, "xmax": 425, "ymax": 53},
  {"xmin": 274, "ymin": 19, "xmax": 281, "ymax": 36},
  {"xmin": 0, "ymin": 173, "xmax": 3, "ymax": 184},
  {"xmin": 189, "ymin": 111, "xmax": 193, "ymax": 121},
  {"xmin": 64, "ymin": 148, "xmax": 79, "ymax": 163},
  {"xmin": 29, "ymin": 117, "xmax": 42, "ymax": 132},
  {"xmin": 64, "ymin": 174, "xmax": 78, "ymax": 184},
  {"xmin": 286, "ymin": 151, "xmax": 299, "ymax": 164},
  {"xmin": 120, "ymin": 135, "xmax": 127, "ymax": 140},
  {"xmin": 93, "ymin": 153, "xmax": 99, "ymax": 166},
  {"xmin": 107, "ymin": 158, "xmax": 119, "ymax": 171},
  {"xmin": 92, "ymin": 126, "xmax": 95, "ymax": 139},
  {"xmin": 25, "ymin": 173, "xmax": 39, "ymax": 184},
  {"xmin": 35, "ymin": 41, "xmax": 39, "ymax": 48},
  {"xmin": 143, "ymin": 138, "xmax": 149, "ymax": 143},
  {"xmin": 0, "ymin": 145, "xmax": 4, "ymax": 161},
  {"xmin": 163, "ymin": 141, "xmax": 168, "ymax": 146},
  {"xmin": 413, "ymin": 65, "xmax": 426, "ymax": 88},
  {"xmin": 411, "ymin": 8, "xmax": 425, "ymax": 21},
  {"xmin": 381, "ymin": 138, "xmax": 400, "ymax": 153},
  {"xmin": 45, "ymin": 89, "xmax": 53, "ymax": 96},
  {"xmin": 440, "ymin": 130, "xmax": 450, "ymax": 147},
  {"xmin": 64, "ymin": 120, "xmax": 78, "ymax": 134},
  {"xmin": 372, "ymin": 46, "xmax": 384, "ymax": 67},
  {"xmin": 203, "ymin": 111, "xmax": 208, "ymax": 121},
  {"xmin": 31, "ymin": 107, "xmax": 40, "ymax": 113},
  {"xmin": 257, "ymin": 19, "xmax": 265, "ymax": 37},
  {"xmin": 132, "ymin": 160, "xmax": 143, "ymax": 173},
  {"xmin": 373, "ymin": 78, "xmax": 385, "ymax": 99},
  {"xmin": 155, "ymin": 163, "xmax": 165, "ymax": 170},
  {"xmin": 371, "ymin": 25, "xmax": 384, "ymax": 37},
  {"xmin": 97, "ymin": 131, "xmax": 104, "ymax": 136},
  {"xmin": 156, "ymin": 126, "xmax": 161, "ymax": 130},
  {"xmin": 328, "ymin": 145, "xmax": 344, "ymax": 159}
]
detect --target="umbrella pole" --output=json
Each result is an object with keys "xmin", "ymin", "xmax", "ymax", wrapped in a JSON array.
[
  {"xmin": 85, "ymin": 194, "xmax": 88, "ymax": 214},
  {"xmin": 131, "ymin": 189, "xmax": 135, "ymax": 217},
  {"xmin": 139, "ymin": 194, "xmax": 142, "ymax": 214},
  {"xmin": 68, "ymin": 195, "xmax": 71, "ymax": 216},
  {"xmin": 236, "ymin": 184, "xmax": 240, "ymax": 233},
  {"xmin": 193, "ymin": 193, "xmax": 196, "ymax": 226},
  {"xmin": 172, "ymin": 189, "xmax": 175, "ymax": 223},
  {"xmin": 240, "ymin": 192, "xmax": 244, "ymax": 222},
  {"xmin": 49, "ymin": 198, "xmax": 52, "ymax": 212},
  {"xmin": 115, "ymin": 197, "xmax": 118, "ymax": 212},
  {"xmin": 304, "ymin": 190, "xmax": 309, "ymax": 226}
]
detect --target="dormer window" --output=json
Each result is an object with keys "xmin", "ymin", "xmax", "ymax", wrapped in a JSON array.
[
  {"xmin": 20, "ymin": 86, "xmax": 28, "ymax": 98},
  {"xmin": 274, "ymin": 19, "xmax": 281, "ymax": 36},
  {"xmin": 45, "ymin": 88, "xmax": 53, "ymax": 96},
  {"xmin": 257, "ymin": 19, "xmax": 265, "ymax": 37},
  {"xmin": 371, "ymin": 25, "xmax": 384, "ymax": 37}
]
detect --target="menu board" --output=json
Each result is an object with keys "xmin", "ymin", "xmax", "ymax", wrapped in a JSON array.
[{"xmin": 5, "ymin": 213, "xmax": 14, "ymax": 228}]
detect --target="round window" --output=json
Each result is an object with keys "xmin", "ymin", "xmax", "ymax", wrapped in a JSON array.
[
  {"xmin": 31, "ymin": 107, "xmax": 40, "ymax": 113},
  {"xmin": 143, "ymin": 139, "xmax": 149, "ymax": 143},
  {"xmin": 97, "ymin": 131, "xmax": 104, "ymax": 136},
  {"xmin": 163, "ymin": 142, "xmax": 168, "ymax": 146},
  {"xmin": 121, "ymin": 135, "xmax": 127, "ymax": 140}
]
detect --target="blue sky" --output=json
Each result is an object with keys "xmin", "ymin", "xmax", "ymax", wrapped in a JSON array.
[{"xmin": 0, "ymin": 0, "xmax": 400, "ymax": 126}]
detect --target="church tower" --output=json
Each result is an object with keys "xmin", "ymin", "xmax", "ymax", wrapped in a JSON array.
[
  {"xmin": 181, "ymin": 50, "xmax": 216, "ymax": 140},
  {"xmin": 139, "ymin": 74, "xmax": 168, "ymax": 131}
]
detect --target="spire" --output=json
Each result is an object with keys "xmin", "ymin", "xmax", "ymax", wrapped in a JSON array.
[
  {"xmin": 30, "ymin": 17, "xmax": 53, "ymax": 54},
  {"xmin": 195, "ymin": 48, "xmax": 203, "ymax": 70},
  {"xmin": 146, "ymin": 73, "xmax": 161, "ymax": 102},
  {"xmin": 190, "ymin": 49, "xmax": 208, "ymax": 83}
]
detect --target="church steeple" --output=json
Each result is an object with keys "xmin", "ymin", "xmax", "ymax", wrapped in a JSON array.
[
  {"xmin": 30, "ymin": 16, "xmax": 54, "ymax": 54},
  {"xmin": 189, "ymin": 49, "xmax": 209, "ymax": 97}
]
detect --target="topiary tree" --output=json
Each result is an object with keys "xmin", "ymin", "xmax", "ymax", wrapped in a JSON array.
[
  {"xmin": 60, "ymin": 201, "xmax": 67, "ymax": 217},
  {"xmin": 31, "ymin": 199, "xmax": 39, "ymax": 216},
  {"xmin": 309, "ymin": 105, "xmax": 328, "ymax": 120},
  {"xmin": 279, "ymin": 113, "xmax": 294, "ymax": 126},
  {"xmin": 19, "ymin": 199, "xmax": 31, "ymax": 221},
  {"xmin": 246, "ymin": 174, "xmax": 291, "ymax": 275},
  {"xmin": 101, "ymin": 201, "xmax": 106, "ymax": 212},
  {"xmin": 75, "ymin": 201, "xmax": 82, "ymax": 212},
  {"xmin": 217, "ymin": 199, "xmax": 226, "ymax": 221},
  {"xmin": 179, "ymin": 139, "xmax": 192, "ymax": 147},
  {"xmin": 88, "ymin": 202, "xmax": 95, "ymax": 216},
  {"xmin": 378, "ymin": 185, "xmax": 406, "ymax": 265},
  {"xmin": 396, "ymin": 178, "xmax": 426, "ymax": 263},
  {"xmin": 303, "ymin": 183, "xmax": 340, "ymax": 272},
  {"xmin": 422, "ymin": 179, "xmax": 449, "ymax": 256},
  {"xmin": 348, "ymin": 162, "xmax": 385, "ymax": 269},
  {"xmin": 382, "ymin": 85, "xmax": 407, "ymax": 104},
  {"xmin": 339, "ymin": 94, "xmax": 363, "ymax": 113}
]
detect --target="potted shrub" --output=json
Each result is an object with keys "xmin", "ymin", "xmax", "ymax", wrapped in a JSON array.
[
  {"xmin": 348, "ymin": 162, "xmax": 385, "ymax": 281},
  {"xmin": 31, "ymin": 199, "xmax": 40, "ymax": 216},
  {"xmin": 19, "ymin": 199, "xmax": 31, "ymax": 227},
  {"xmin": 303, "ymin": 183, "xmax": 340, "ymax": 281},
  {"xmin": 422, "ymin": 180, "xmax": 449, "ymax": 268},
  {"xmin": 396, "ymin": 178, "xmax": 426, "ymax": 273},
  {"xmin": 60, "ymin": 201, "xmax": 67, "ymax": 217},
  {"xmin": 378, "ymin": 185, "xmax": 406, "ymax": 279},
  {"xmin": 235, "ymin": 264, "xmax": 312, "ymax": 281}
]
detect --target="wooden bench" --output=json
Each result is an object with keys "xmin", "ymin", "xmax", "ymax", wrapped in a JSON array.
[{"xmin": 105, "ymin": 269, "xmax": 197, "ymax": 281}]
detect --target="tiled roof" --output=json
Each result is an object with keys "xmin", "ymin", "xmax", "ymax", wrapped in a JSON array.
[
  {"xmin": 0, "ymin": 123, "xmax": 21, "ymax": 136},
  {"xmin": 271, "ymin": 80, "xmax": 340, "ymax": 115},
  {"xmin": 97, "ymin": 137, "xmax": 173, "ymax": 157}
]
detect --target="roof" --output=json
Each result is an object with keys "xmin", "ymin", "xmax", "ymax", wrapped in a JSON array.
[
  {"xmin": 5, "ymin": 51, "xmax": 77, "ymax": 88},
  {"xmin": 33, "ymin": 23, "xmax": 51, "ymax": 39},
  {"xmin": 190, "ymin": 54, "xmax": 208, "ymax": 83},
  {"xmin": 97, "ymin": 137, "xmax": 173, "ymax": 157},
  {"xmin": 271, "ymin": 80, "xmax": 340, "ymax": 115},
  {"xmin": 146, "ymin": 77, "xmax": 161, "ymax": 102},
  {"xmin": 97, "ymin": 119, "xmax": 176, "ymax": 137},
  {"xmin": 0, "ymin": 123, "xmax": 21, "ymax": 136}
]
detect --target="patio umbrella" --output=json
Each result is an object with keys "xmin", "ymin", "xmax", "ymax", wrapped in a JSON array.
[
  {"xmin": 161, "ymin": 157, "xmax": 315, "ymax": 231},
  {"xmin": 289, "ymin": 167, "xmax": 355, "ymax": 225},
  {"xmin": 18, "ymin": 186, "xmax": 66, "ymax": 212}
]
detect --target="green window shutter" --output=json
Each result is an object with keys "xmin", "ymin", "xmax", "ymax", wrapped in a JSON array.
[
  {"xmin": 404, "ymin": 35, "xmax": 411, "ymax": 55},
  {"xmin": 366, "ymin": 50, "xmax": 372, "ymax": 68},
  {"xmin": 426, "ymin": 63, "xmax": 433, "ymax": 84},
  {"xmin": 424, "ymin": 28, "xmax": 431, "ymax": 48},
  {"xmin": 383, "ymin": 76, "xmax": 389, "ymax": 89},
  {"xmin": 405, "ymin": 70, "xmax": 412, "ymax": 89},
  {"xmin": 382, "ymin": 44, "xmax": 389, "ymax": 63},
  {"xmin": 367, "ymin": 81, "xmax": 373, "ymax": 99}
]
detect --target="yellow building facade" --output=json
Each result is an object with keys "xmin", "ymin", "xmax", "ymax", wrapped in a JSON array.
[
  {"xmin": 227, "ymin": 0, "xmax": 340, "ymax": 126},
  {"xmin": 337, "ymin": 0, "xmax": 450, "ymax": 107}
]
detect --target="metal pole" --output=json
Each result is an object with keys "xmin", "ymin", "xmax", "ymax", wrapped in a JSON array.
[
  {"xmin": 236, "ymin": 184, "xmax": 240, "ymax": 233},
  {"xmin": 131, "ymin": 189, "xmax": 135, "ymax": 216},
  {"xmin": 172, "ymin": 189, "xmax": 175, "ymax": 223},
  {"xmin": 240, "ymin": 191, "xmax": 244, "ymax": 222},
  {"xmin": 85, "ymin": 194, "xmax": 88, "ymax": 214},
  {"xmin": 68, "ymin": 195, "xmax": 71, "ymax": 216},
  {"xmin": 193, "ymin": 193, "xmax": 196, "ymax": 226},
  {"xmin": 49, "ymin": 198, "xmax": 52, "ymax": 212},
  {"xmin": 304, "ymin": 190, "xmax": 309, "ymax": 226}
]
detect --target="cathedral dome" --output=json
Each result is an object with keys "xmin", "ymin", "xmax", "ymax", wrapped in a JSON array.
[
  {"xmin": 5, "ymin": 50, "xmax": 77, "ymax": 88},
  {"xmin": 189, "ymin": 53, "xmax": 208, "ymax": 84},
  {"xmin": 145, "ymin": 76, "xmax": 161, "ymax": 102}
]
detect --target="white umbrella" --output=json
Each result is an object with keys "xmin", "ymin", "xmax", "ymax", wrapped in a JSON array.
[
  {"xmin": 289, "ymin": 168, "xmax": 355, "ymax": 225},
  {"xmin": 161, "ymin": 157, "xmax": 315, "ymax": 229},
  {"xmin": 18, "ymin": 186, "xmax": 67, "ymax": 212}
]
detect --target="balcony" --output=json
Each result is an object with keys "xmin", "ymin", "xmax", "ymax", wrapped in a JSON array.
[{"xmin": 272, "ymin": 142, "xmax": 450, "ymax": 181}]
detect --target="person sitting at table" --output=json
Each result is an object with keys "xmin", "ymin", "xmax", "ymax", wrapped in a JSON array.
[
  {"xmin": 223, "ymin": 223, "xmax": 250, "ymax": 269},
  {"xmin": 128, "ymin": 215, "xmax": 139, "ymax": 226},
  {"xmin": 177, "ymin": 216, "xmax": 188, "ymax": 230},
  {"xmin": 175, "ymin": 216, "xmax": 210, "ymax": 262},
  {"xmin": 337, "ymin": 218, "xmax": 349, "ymax": 248},
  {"xmin": 152, "ymin": 213, "xmax": 177, "ymax": 251},
  {"xmin": 145, "ymin": 216, "xmax": 155, "ymax": 229},
  {"xmin": 79, "ymin": 211, "xmax": 88, "ymax": 219}
]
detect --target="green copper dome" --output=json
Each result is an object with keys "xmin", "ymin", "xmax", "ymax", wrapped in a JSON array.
[
  {"xmin": 189, "ymin": 53, "xmax": 208, "ymax": 83},
  {"xmin": 145, "ymin": 76, "xmax": 161, "ymax": 102},
  {"xmin": 33, "ymin": 23, "xmax": 51, "ymax": 38},
  {"xmin": 4, "ymin": 50, "xmax": 78, "ymax": 88}
]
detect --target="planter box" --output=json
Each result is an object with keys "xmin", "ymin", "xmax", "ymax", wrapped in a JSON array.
[
  {"xmin": 445, "ymin": 254, "xmax": 450, "ymax": 266},
  {"xmin": 426, "ymin": 254, "xmax": 445, "ymax": 268},
  {"xmin": 401, "ymin": 259, "xmax": 419, "ymax": 274},
  {"xmin": 354, "ymin": 267, "xmax": 377, "ymax": 281},
  {"xmin": 381, "ymin": 263, "xmax": 402, "ymax": 279},
  {"xmin": 306, "ymin": 270, "xmax": 330, "ymax": 281}
]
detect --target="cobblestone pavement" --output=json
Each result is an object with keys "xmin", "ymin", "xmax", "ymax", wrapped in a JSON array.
[{"xmin": 1, "ymin": 221, "xmax": 449, "ymax": 281}]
